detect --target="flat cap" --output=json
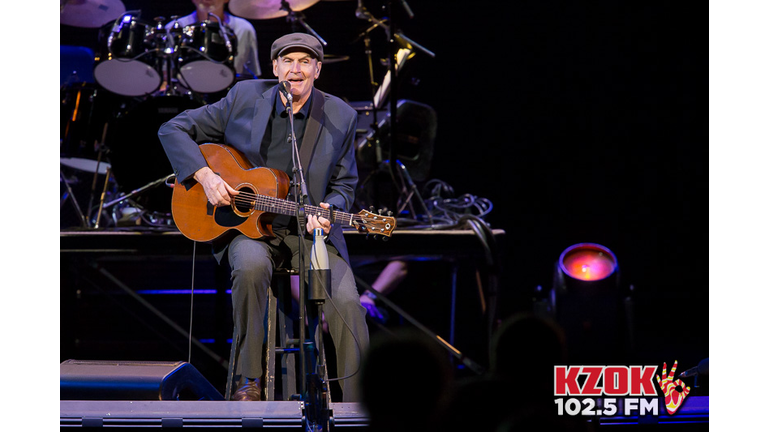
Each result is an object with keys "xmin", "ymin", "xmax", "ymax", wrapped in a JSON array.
[{"xmin": 270, "ymin": 32, "xmax": 324, "ymax": 62}]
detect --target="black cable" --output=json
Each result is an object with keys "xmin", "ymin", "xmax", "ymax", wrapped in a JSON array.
[
  {"xmin": 188, "ymin": 241, "xmax": 197, "ymax": 364},
  {"xmin": 319, "ymin": 281, "xmax": 364, "ymax": 383},
  {"xmin": 420, "ymin": 179, "xmax": 494, "ymax": 226}
]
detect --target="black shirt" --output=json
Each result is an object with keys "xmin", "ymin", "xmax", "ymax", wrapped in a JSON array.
[{"xmin": 261, "ymin": 90, "xmax": 312, "ymax": 233}]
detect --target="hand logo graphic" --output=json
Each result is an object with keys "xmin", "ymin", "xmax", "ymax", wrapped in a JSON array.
[{"xmin": 656, "ymin": 360, "xmax": 691, "ymax": 415}]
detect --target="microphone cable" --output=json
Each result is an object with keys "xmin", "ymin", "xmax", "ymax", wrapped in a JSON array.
[
  {"xmin": 319, "ymin": 287, "xmax": 365, "ymax": 383},
  {"xmin": 187, "ymin": 241, "xmax": 197, "ymax": 364}
]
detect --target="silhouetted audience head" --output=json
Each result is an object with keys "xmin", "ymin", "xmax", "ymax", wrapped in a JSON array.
[
  {"xmin": 440, "ymin": 313, "xmax": 575, "ymax": 431},
  {"xmin": 359, "ymin": 328, "xmax": 453, "ymax": 431},
  {"xmin": 491, "ymin": 313, "xmax": 567, "ymax": 384}
]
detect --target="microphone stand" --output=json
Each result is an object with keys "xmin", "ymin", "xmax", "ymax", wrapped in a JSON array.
[
  {"xmin": 356, "ymin": 1, "xmax": 435, "ymax": 218},
  {"xmin": 284, "ymin": 92, "xmax": 308, "ymax": 395},
  {"xmin": 307, "ymin": 228, "xmax": 332, "ymax": 431},
  {"xmin": 359, "ymin": 25, "xmax": 383, "ymax": 170},
  {"xmin": 386, "ymin": 0, "xmax": 398, "ymax": 189},
  {"xmin": 384, "ymin": 0, "xmax": 438, "ymax": 176},
  {"xmin": 284, "ymin": 92, "xmax": 330, "ymax": 431},
  {"xmin": 280, "ymin": 0, "xmax": 327, "ymax": 46}
]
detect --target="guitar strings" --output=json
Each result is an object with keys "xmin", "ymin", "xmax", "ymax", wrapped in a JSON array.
[
  {"xmin": 206, "ymin": 187, "xmax": 393, "ymax": 234},
  {"xmin": 223, "ymin": 191, "xmax": 365, "ymax": 226}
]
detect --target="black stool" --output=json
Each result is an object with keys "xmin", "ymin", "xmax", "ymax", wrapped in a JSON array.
[{"xmin": 224, "ymin": 268, "xmax": 300, "ymax": 401}]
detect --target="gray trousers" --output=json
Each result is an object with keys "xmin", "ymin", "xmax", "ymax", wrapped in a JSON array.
[{"xmin": 227, "ymin": 233, "xmax": 369, "ymax": 402}]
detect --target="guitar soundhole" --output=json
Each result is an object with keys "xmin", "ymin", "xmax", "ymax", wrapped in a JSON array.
[{"xmin": 234, "ymin": 186, "xmax": 256, "ymax": 214}]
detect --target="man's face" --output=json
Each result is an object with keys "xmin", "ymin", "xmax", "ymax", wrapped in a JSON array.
[{"xmin": 272, "ymin": 50, "xmax": 322, "ymax": 103}]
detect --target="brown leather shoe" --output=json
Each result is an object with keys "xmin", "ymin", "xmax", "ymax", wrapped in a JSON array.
[{"xmin": 232, "ymin": 378, "xmax": 261, "ymax": 401}]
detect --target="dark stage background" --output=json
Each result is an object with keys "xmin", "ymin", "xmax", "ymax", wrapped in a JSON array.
[{"xmin": 60, "ymin": 0, "xmax": 708, "ymax": 389}]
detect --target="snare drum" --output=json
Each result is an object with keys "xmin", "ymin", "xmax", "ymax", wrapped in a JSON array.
[
  {"xmin": 177, "ymin": 21, "xmax": 238, "ymax": 93},
  {"xmin": 94, "ymin": 15, "xmax": 162, "ymax": 96}
]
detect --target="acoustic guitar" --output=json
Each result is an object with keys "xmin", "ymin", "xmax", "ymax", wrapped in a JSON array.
[{"xmin": 170, "ymin": 143, "xmax": 397, "ymax": 242}]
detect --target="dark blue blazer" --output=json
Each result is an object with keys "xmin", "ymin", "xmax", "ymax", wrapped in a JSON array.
[{"xmin": 158, "ymin": 80, "xmax": 359, "ymax": 263}]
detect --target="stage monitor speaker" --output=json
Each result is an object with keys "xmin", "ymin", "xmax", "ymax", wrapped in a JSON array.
[{"xmin": 60, "ymin": 360, "xmax": 225, "ymax": 401}]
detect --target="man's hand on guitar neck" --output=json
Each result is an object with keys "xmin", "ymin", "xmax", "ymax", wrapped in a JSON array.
[
  {"xmin": 307, "ymin": 202, "xmax": 332, "ymax": 236},
  {"xmin": 194, "ymin": 166, "xmax": 240, "ymax": 206}
]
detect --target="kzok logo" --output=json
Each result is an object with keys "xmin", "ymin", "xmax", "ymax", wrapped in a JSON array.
[
  {"xmin": 656, "ymin": 360, "xmax": 691, "ymax": 415},
  {"xmin": 554, "ymin": 365, "xmax": 657, "ymax": 396},
  {"xmin": 554, "ymin": 361, "xmax": 691, "ymax": 417}
]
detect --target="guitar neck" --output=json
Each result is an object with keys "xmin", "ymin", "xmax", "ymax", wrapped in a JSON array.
[{"xmin": 251, "ymin": 194, "xmax": 359, "ymax": 227}]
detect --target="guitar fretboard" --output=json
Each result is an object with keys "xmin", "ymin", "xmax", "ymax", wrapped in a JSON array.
[{"xmin": 235, "ymin": 192, "xmax": 362, "ymax": 226}]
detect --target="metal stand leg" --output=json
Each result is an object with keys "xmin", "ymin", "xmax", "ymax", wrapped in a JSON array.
[
  {"xmin": 225, "ymin": 331, "xmax": 239, "ymax": 401},
  {"xmin": 60, "ymin": 170, "xmax": 89, "ymax": 227}
]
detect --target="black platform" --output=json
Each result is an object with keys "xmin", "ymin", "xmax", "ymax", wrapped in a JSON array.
[
  {"xmin": 60, "ymin": 397, "xmax": 709, "ymax": 429},
  {"xmin": 60, "ymin": 400, "xmax": 368, "ymax": 429}
]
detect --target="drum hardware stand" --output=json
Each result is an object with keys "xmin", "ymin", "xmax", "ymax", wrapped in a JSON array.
[
  {"xmin": 85, "ymin": 124, "xmax": 111, "ymax": 225},
  {"xmin": 93, "ymin": 167, "xmax": 112, "ymax": 229},
  {"xmin": 60, "ymin": 129, "xmax": 112, "ymax": 229},
  {"xmin": 389, "ymin": 159, "xmax": 433, "ymax": 223},
  {"xmin": 356, "ymin": 1, "xmax": 435, "ymax": 222},
  {"xmin": 359, "ymin": 23, "xmax": 382, "ymax": 163},
  {"xmin": 60, "ymin": 170, "xmax": 89, "ymax": 228},
  {"xmin": 96, "ymin": 174, "xmax": 176, "ymax": 225},
  {"xmin": 281, "ymin": 0, "xmax": 327, "ymax": 45},
  {"xmin": 159, "ymin": 17, "xmax": 184, "ymax": 98}
]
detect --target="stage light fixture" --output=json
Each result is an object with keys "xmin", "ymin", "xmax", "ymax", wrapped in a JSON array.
[
  {"xmin": 550, "ymin": 243, "xmax": 625, "ymax": 363},
  {"xmin": 558, "ymin": 242, "xmax": 618, "ymax": 283}
]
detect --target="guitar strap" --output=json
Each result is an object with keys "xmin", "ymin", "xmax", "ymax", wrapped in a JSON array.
[{"xmin": 298, "ymin": 88, "xmax": 326, "ymax": 203}]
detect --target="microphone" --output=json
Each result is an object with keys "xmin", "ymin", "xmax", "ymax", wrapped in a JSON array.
[
  {"xmin": 678, "ymin": 358, "xmax": 709, "ymax": 378},
  {"xmin": 278, "ymin": 80, "xmax": 293, "ymax": 102},
  {"xmin": 207, "ymin": 12, "xmax": 232, "ymax": 54}
]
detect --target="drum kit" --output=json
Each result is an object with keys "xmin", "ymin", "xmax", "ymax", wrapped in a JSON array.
[
  {"xmin": 60, "ymin": 0, "xmax": 432, "ymax": 229},
  {"xmin": 60, "ymin": 1, "xmax": 243, "ymax": 229}
]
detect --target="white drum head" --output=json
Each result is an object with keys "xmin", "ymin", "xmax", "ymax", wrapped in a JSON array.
[
  {"xmin": 94, "ymin": 59, "xmax": 161, "ymax": 96},
  {"xmin": 179, "ymin": 61, "xmax": 234, "ymax": 93}
]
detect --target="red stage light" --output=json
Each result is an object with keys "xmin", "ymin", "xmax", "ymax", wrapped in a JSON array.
[{"xmin": 558, "ymin": 243, "xmax": 617, "ymax": 282}]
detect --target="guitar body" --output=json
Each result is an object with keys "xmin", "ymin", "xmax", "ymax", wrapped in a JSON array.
[{"xmin": 171, "ymin": 144, "xmax": 291, "ymax": 242}]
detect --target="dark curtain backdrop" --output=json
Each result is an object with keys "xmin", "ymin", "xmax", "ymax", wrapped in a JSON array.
[{"xmin": 61, "ymin": 0, "xmax": 708, "ymax": 365}]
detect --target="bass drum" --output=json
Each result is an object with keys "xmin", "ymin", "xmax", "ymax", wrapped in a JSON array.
[
  {"xmin": 177, "ymin": 21, "xmax": 238, "ymax": 94},
  {"xmin": 105, "ymin": 96, "xmax": 203, "ymax": 215}
]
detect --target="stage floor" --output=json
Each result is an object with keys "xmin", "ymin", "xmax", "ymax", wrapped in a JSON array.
[
  {"xmin": 60, "ymin": 397, "xmax": 709, "ymax": 429},
  {"xmin": 61, "ymin": 400, "xmax": 367, "ymax": 429}
]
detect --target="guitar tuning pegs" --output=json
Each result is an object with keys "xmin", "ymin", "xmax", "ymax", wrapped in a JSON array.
[
  {"xmin": 377, "ymin": 209, "xmax": 383, "ymax": 215},
  {"xmin": 381, "ymin": 235, "xmax": 389, "ymax": 242},
  {"xmin": 369, "ymin": 206, "xmax": 376, "ymax": 212},
  {"xmin": 387, "ymin": 211, "xmax": 393, "ymax": 216}
]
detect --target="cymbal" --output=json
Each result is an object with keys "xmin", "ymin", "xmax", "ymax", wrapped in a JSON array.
[
  {"xmin": 60, "ymin": 0, "xmax": 126, "ymax": 28},
  {"xmin": 229, "ymin": 0, "xmax": 320, "ymax": 20},
  {"xmin": 60, "ymin": 157, "xmax": 112, "ymax": 175}
]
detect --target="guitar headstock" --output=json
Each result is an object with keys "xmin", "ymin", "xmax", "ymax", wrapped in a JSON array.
[{"xmin": 353, "ymin": 209, "xmax": 397, "ymax": 239}]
